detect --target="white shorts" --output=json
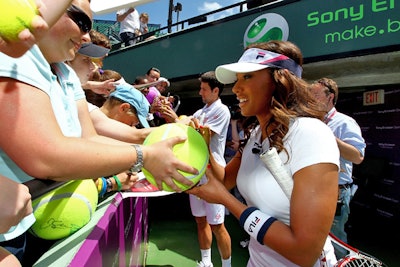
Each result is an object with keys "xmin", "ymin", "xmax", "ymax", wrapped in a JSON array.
[{"xmin": 189, "ymin": 194, "xmax": 225, "ymax": 225}]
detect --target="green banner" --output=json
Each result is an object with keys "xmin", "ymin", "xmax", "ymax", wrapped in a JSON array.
[
  {"xmin": 105, "ymin": 0, "xmax": 400, "ymax": 82},
  {"xmin": 284, "ymin": 0, "xmax": 399, "ymax": 57}
]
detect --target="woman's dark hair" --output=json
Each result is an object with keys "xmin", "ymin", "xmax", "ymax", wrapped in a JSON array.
[{"xmin": 146, "ymin": 67, "xmax": 161, "ymax": 76}]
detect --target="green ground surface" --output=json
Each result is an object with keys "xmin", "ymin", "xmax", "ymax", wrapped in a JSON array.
[
  {"xmin": 145, "ymin": 194, "xmax": 249, "ymax": 267},
  {"xmin": 145, "ymin": 193, "xmax": 399, "ymax": 267}
]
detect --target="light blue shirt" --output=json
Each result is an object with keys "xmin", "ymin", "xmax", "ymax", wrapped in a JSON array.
[
  {"xmin": 0, "ymin": 46, "xmax": 85, "ymax": 183},
  {"xmin": 0, "ymin": 46, "xmax": 85, "ymax": 240},
  {"xmin": 326, "ymin": 107, "xmax": 366, "ymax": 185}
]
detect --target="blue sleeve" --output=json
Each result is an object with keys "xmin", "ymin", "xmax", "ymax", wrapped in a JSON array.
[{"xmin": 0, "ymin": 45, "xmax": 53, "ymax": 95}]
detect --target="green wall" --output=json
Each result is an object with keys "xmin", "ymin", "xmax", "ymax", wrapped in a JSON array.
[{"xmin": 104, "ymin": 0, "xmax": 400, "ymax": 82}]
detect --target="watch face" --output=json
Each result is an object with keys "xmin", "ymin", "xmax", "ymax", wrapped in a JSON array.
[{"xmin": 131, "ymin": 163, "xmax": 143, "ymax": 173}]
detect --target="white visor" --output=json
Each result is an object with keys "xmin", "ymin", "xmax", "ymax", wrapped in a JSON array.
[{"xmin": 215, "ymin": 48, "xmax": 302, "ymax": 84}]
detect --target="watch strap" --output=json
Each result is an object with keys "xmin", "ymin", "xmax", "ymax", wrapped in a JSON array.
[{"xmin": 130, "ymin": 144, "xmax": 143, "ymax": 173}]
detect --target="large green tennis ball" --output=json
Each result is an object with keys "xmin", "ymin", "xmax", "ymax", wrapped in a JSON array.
[
  {"xmin": 0, "ymin": 0, "xmax": 39, "ymax": 41},
  {"xmin": 30, "ymin": 179, "xmax": 98, "ymax": 240},
  {"xmin": 142, "ymin": 123, "xmax": 209, "ymax": 191}
]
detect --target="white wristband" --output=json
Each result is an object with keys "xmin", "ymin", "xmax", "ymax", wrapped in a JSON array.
[{"xmin": 240, "ymin": 207, "xmax": 277, "ymax": 244}]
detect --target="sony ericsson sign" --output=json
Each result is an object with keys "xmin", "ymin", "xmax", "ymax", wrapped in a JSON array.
[
  {"xmin": 307, "ymin": 0, "xmax": 398, "ymax": 45},
  {"xmin": 243, "ymin": 13, "xmax": 289, "ymax": 48},
  {"xmin": 242, "ymin": 0, "xmax": 398, "ymax": 56}
]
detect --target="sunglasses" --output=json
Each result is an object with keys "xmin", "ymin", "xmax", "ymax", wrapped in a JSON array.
[{"xmin": 66, "ymin": 5, "xmax": 92, "ymax": 33}]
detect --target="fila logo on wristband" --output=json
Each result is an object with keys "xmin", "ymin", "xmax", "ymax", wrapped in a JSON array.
[
  {"xmin": 248, "ymin": 217, "xmax": 261, "ymax": 233},
  {"xmin": 240, "ymin": 207, "xmax": 277, "ymax": 244}
]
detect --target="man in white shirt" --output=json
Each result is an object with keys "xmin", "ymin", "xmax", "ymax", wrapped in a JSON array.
[
  {"xmin": 189, "ymin": 71, "xmax": 232, "ymax": 267},
  {"xmin": 116, "ymin": 7, "xmax": 140, "ymax": 47}
]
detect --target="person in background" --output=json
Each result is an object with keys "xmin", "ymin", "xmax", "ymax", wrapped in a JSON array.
[
  {"xmin": 89, "ymin": 30, "xmax": 111, "ymax": 53},
  {"xmin": 85, "ymin": 69, "xmax": 122, "ymax": 107},
  {"xmin": 88, "ymin": 29, "xmax": 111, "ymax": 69},
  {"xmin": 82, "ymin": 30, "xmax": 118, "ymax": 96},
  {"xmin": 67, "ymin": 42, "xmax": 109, "ymax": 85},
  {"xmin": 309, "ymin": 77, "xmax": 366, "ymax": 256},
  {"xmin": 133, "ymin": 75, "xmax": 150, "ymax": 95},
  {"xmin": 133, "ymin": 75, "xmax": 161, "ymax": 126},
  {"xmin": 67, "ymin": 46, "xmax": 153, "ymax": 143},
  {"xmin": 100, "ymin": 83, "xmax": 150, "ymax": 129},
  {"xmin": 0, "ymin": 0, "xmax": 198, "ymax": 264},
  {"xmin": 144, "ymin": 67, "xmax": 161, "ymax": 126},
  {"xmin": 145, "ymin": 76, "xmax": 168, "ymax": 104},
  {"xmin": 188, "ymin": 71, "xmax": 232, "ymax": 267},
  {"xmin": 138, "ymin": 12, "xmax": 149, "ymax": 40},
  {"xmin": 116, "ymin": 6, "xmax": 140, "ymax": 47},
  {"xmin": 224, "ymin": 105, "xmax": 244, "ymax": 163},
  {"xmin": 150, "ymin": 77, "xmax": 173, "ymax": 126},
  {"xmin": 145, "ymin": 70, "xmax": 165, "ymax": 105},
  {"xmin": 188, "ymin": 40, "xmax": 340, "ymax": 266},
  {"xmin": 66, "ymin": 45, "xmax": 148, "ymax": 195},
  {"xmin": 224, "ymin": 105, "xmax": 249, "ymax": 249},
  {"xmin": 145, "ymin": 66, "xmax": 161, "ymax": 83}
]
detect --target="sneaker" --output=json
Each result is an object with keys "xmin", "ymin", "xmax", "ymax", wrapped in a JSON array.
[
  {"xmin": 196, "ymin": 260, "xmax": 213, "ymax": 267},
  {"xmin": 239, "ymin": 238, "xmax": 250, "ymax": 248}
]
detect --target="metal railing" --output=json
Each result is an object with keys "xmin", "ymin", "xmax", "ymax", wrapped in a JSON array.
[{"xmin": 106, "ymin": 1, "xmax": 249, "ymax": 50}]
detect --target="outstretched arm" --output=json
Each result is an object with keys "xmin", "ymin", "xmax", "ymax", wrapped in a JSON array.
[{"xmin": 0, "ymin": 78, "xmax": 198, "ymax": 191}]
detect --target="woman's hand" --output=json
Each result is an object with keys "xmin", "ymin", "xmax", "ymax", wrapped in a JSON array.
[{"xmin": 186, "ymin": 167, "xmax": 228, "ymax": 204}]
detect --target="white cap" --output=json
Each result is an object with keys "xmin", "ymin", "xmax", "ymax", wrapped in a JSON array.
[{"xmin": 158, "ymin": 77, "xmax": 170, "ymax": 87}]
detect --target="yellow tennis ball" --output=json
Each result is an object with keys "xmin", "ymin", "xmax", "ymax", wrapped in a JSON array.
[
  {"xmin": 142, "ymin": 123, "xmax": 209, "ymax": 191},
  {"xmin": 30, "ymin": 179, "xmax": 98, "ymax": 240},
  {"xmin": 0, "ymin": 0, "xmax": 39, "ymax": 41}
]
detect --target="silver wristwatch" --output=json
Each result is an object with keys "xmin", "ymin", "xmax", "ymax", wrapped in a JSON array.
[{"xmin": 130, "ymin": 144, "xmax": 143, "ymax": 173}]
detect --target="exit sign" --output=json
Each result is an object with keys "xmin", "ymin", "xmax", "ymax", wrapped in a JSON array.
[{"xmin": 363, "ymin": 90, "xmax": 384, "ymax": 106}]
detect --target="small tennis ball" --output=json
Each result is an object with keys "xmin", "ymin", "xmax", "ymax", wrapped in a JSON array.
[
  {"xmin": 0, "ymin": 0, "xmax": 39, "ymax": 41},
  {"xmin": 30, "ymin": 179, "xmax": 98, "ymax": 240},
  {"xmin": 142, "ymin": 123, "xmax": 209, "ymax": 191}
]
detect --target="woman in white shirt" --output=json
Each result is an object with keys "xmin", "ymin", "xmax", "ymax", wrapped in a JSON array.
[{"xmin": 189, "ymin": 40, "xmax": 340, "ymax": 267}]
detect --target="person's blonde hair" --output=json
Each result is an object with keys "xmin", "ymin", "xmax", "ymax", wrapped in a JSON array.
[
  {"xmin": 139, "ymin": 13, "xmax": 149, "ymax": 23},
  {"xmin": 89, "ymin": 30, "xmax": 111, "ymax": 49}
]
